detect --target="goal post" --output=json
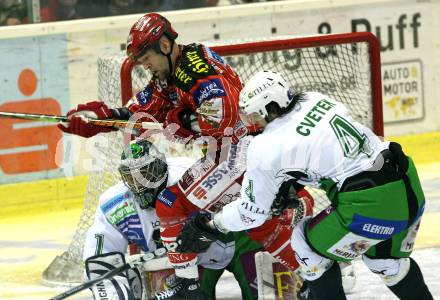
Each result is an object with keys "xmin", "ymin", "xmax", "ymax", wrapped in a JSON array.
[{"xmin": 41, "ymin": 32, "xmax": 383, "ymax": 287}]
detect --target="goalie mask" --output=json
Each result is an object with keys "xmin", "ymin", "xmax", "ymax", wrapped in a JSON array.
[
  {"xmin": 239, "ymin": 70, "xmax": 294, "ymax": 126},
  {"xmin": 118, "ymin": 140, "xmax": 168, "ymax": 209}
]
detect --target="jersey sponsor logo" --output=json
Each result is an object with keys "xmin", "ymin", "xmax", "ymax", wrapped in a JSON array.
[
  {"xmin": 207, "ymin": 192, "xmax": 240, "ymax": 213},
  {"xmin": 239, "ymin": 213, "xmax": 256, "ymax": 225},
  {"xmin": 169, "ymin": 90, "xmax": 178, "ymax": 104},
  {"xmin": 101, "ymin": 192, "xmax": 130, "ymax": 214},
  {"xmin": 151, "ymin": 220, "xmax": 160, "ymax": 228},
  {"xmin": 400, "ymin": 217, "xmax": 422, "ymax": 252},
  {"xmin": 179, "ymin": 171, "xmax": 195, "ymax": 191},
  {"xmin": 175, "ymin": 65, "xmax": 194, "ymax": 87},
  {"xmin": 197, "ymin": 97, "xmax": 223, "ymax": 117},
  {"xmin": 331, "ymin": 248, "xmax": 359, "ymax": 259},
  {"xmin": 108, "ymin": 201, "xmax": 137, "ymax": 224},
  {"xmin": 197, "ymin": 98, "xmax": 224, "ymax": 129},
  {"xmin": 178, "ymin": 158, "xmax": 215, "ymax": 192},
  {"xmin": 136, "ymin": 85, "xmax": 153, "ymax": 106},
  {"xmin": 185, "ymin": 50, "xmax": 210, "ymax": 74},
  {"xmin": 328, "ymin": 232, "xmax": 377, "ymax": 260},
  {"xmin": 226, "ymin": 138, "xmax": 250, "ymax": 178},
  {"xmin": 244, "ymin": 179, "xmax": 255, "ymax": 203},
  {"xmin": 240, "ymin": 200, "xmax": 266, "ymax": 215},
  {"xmin": 192, "ymin": 78, "xmax": 226, "ymax": 105},
  {"xmin": 296, "ymin": 99, "xmax": 335, "ymax": 136},
  {"xmin": 348, "ymin": 214, "xmax": 407, "ymax": 240},
  {"xmin": 172, "ymin": 262, "xmax": 193, "ymax": 269},
  {"xmin": 168, "ymin": 252, "xmax": 193, "ymax": 263},
  {"xmin": 206, "ymin": 46, "xmax": 225, "ymax": 66},
  {"xmin": 158, "ymin": 189, "xmax": 177, "ymax": 207},
  {"xmin": 201, "ymin": 164, "xmax": 229, "ymax": 191},
  {"xmin": 191, "ymin": 164, "xmax": 229, "ymax": 201},
  {"xmin": 233, "ymin": 121, "xmax": 247, "ymax": 140}
]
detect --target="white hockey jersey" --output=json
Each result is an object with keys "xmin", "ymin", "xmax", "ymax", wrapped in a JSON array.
[
  {"xmin": 221, "ymin": 92, "xmax": 388, "ymax": 232},
  {"xmin": 84, "ymin": 156, "xmax": 235, "ymax": 269}
]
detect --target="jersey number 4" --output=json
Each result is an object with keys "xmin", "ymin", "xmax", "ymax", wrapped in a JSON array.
[{"xmin": 330, "ymin": 114, "xmax": 373, "ymax": 159}]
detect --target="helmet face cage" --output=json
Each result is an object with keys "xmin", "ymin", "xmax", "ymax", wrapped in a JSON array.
[
  {"xmin": 126, "ymin": 13, "xmax": 178, "ymax": 62},
  {"xmin": 119, "ymin": 141, "xmax": 168, "ymax": 209},
  {"xmin": 239, "ymin": 70, "xmax": 292, "ymax": 123}
]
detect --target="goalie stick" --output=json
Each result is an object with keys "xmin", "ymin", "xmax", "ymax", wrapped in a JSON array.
[
  {"xmin": 49, "ymin": 248, "xmax": 170, "ymax": 300},
  {"xmin": 0, "ymin": 111, "xmax": 162, "ymax": 130}
]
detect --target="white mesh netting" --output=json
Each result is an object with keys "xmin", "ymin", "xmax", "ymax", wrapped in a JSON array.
[{"xmin": 41, "ymin": 33, "xmax": 381, "ymax": 286}]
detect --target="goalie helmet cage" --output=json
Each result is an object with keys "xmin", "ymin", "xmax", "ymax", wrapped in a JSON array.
[{"xmin": 41, "ymin": 31, "xmax": 383, "ymax": 287}]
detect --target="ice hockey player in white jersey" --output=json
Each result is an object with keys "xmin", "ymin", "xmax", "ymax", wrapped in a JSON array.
[
  {"xmin": 83, "ymin": 139, "xmax": 262, "ymax": 300},
  {"xmin": 176, "ymin": 70, "xmax": 433, "ymax": 300}
]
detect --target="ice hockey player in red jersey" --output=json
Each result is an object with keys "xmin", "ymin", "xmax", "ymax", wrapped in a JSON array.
[{"xmin": 58, "ymin": 12, "xmax": 245, "ymax": 141}]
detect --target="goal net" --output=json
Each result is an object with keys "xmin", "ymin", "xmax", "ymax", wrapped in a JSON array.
[{"xmin": 41, "ymin": 32, "xmax": 383, "ymax": 286}]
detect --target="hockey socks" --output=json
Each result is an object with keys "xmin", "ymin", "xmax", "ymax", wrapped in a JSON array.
[{"xmin": 387, "ymin": 257, "xmax": 433, "ymax": 300}]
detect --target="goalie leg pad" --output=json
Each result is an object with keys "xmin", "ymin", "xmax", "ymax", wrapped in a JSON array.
[
  {"xmin": 291, "ymin": 218, "xmax": 333, "ymax": 281},
  {"xmin": 85, "ymin": 251, "xmax": 142, "ymax": 300}
]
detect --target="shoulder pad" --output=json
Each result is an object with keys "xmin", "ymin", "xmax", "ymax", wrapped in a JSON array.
[{"xmin": 174, "ymin": 43, "xmax": 217, "ymax": 92}]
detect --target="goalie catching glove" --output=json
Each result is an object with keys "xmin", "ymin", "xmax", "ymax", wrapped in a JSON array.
[
  {"xmin": 58, "ymin": 101, "xmax": 117, "ymax": 138},
  {"xmin": 176, "ymin": 213, "xmax": 223, "ymax": 253}
]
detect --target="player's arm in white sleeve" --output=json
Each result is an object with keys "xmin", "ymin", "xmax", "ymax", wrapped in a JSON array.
[{"xmin": 214, "ymin": 143, "xmax": 279, "ymax": 232}]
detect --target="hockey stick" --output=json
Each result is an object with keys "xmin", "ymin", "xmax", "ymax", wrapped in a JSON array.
[
  {"xmin": 49, "ymin": 249, "xmax": 167, "ymax": 300},
  {"xmin": 0, "ymin": 111, "xmax": 162, "ymax": 130}
]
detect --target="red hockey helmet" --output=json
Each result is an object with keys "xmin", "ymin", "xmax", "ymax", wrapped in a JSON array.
[{"xmin": 126, "ymin": 13, "xmax": 178, "ymax": 62}]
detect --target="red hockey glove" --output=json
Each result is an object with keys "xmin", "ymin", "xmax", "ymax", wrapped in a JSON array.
[
  {"xmin": 163, "ymin": 107, "xmax": 199, "ymax": 141},
  {"xmin": 58, "ymin": 101, "xmax": 117, "ymax": 138}
]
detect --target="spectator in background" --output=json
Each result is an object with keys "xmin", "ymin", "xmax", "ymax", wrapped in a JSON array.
[
  {"xmin": 78, "ymin": 0, "xmax": 154, "ymax": 18},
  {"xmin": 0, "ymin": 0, "xmax": 26, "ymax": 26},
  {"xmin": 156, "ymin": 0, "xmax": 218, "ymax": 11},
  {"xmin": 107, "ymin": 0, "xmax": 156, "ymax": 16},
  {"xmin": 56, "ymin": 0, "xmax": 81, "ymax": 20},
  {"xmin": 22, "ymin": 0, "xmax": 80, "ymax": 23}
]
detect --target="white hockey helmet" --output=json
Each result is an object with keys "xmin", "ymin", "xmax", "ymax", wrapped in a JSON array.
[{"xmin": 239, "ymin": 70, "xmax": 293, "ymax": 126}]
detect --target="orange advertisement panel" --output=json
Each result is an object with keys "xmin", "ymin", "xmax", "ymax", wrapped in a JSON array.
[
  {"xmin": 0, "ymin": 99, "xmax": 63, "ymax": 174},
  {"xmin": 0, "ymin": 34, "xmax": 70, "ymax": 183}
]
